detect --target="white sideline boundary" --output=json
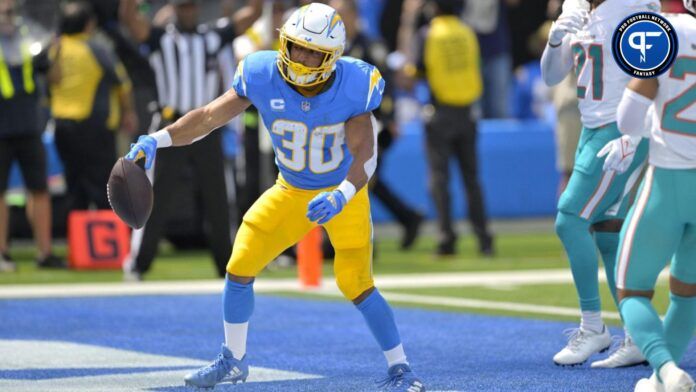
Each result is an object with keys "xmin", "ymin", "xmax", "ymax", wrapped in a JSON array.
[
  {"xmin": 293, "ymin": 288, "xmax": 622, "ymax": 320},
  {"xmin": 0, "ymin": 340, "xmax": 321, "ymax": 391},
  {"xmin": 0, "ymin": 268, "xmax": 668, "ymax": 319}
]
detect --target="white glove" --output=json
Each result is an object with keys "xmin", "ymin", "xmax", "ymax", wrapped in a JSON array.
[
  {"xmin": 596, "ymin": 135, "xmax": 642, "ymax": 173},
  {"xmin": 548, "ymin": 8, "xmax": 588, "ymax": 46},
  {"xmin": 562, "ymin": 0, "xmax": 590, "ymax": 13}
]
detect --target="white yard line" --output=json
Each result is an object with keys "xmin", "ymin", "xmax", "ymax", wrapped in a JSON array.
[
  {"xmin": 379, "ymin": 292, "xmax": 621, "ymax": 320},
  {"xmin": 0, "ymin": 268, "xmax": 667, "ymax": 319},
  {"xmin": 0, "ymin": 268, "xmax": 669, "ymax": 299},
  {"xmin": 290, "ymin": 287, "xmax": 622, "ymax": 320},
  {"xmin": 0, "ymin": 340, "xmax": 321, "ymax": 391}
]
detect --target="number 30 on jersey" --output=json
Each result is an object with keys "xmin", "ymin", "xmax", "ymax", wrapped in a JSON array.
[{"xmin": 271, "ymin": 119, "xmax": 345, "ymax": 174}]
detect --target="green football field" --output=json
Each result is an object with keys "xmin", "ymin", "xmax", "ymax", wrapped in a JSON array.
[{"xmin": 0, "ymin": 230, "xmax": 670, "ymax": 324}]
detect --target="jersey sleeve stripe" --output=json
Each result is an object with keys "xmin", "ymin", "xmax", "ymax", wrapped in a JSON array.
[
  {"xmin": 237, "ymin": 60, "xmax": 247, "ymax": 96},
  {"xmin": 365, "ymin": 67, "xmax": 382, "ymax": 111}
]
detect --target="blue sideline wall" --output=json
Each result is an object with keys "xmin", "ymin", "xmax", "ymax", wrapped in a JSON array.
[
  {"xmin": 8, "ymin": 120, "xmax": 560, "ymax": 223},
  {"xmin": 370, "ymin": 119, "xmax": 560, "ymax": 223}
]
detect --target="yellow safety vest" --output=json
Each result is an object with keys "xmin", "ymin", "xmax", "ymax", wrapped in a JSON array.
[
  {"xmin": 0, "ymin": 26, "xmax": 35, "ymax": 99},
  {"xmin": 424, "ymin": 16, "xmax": 482, "ymax": 106}
]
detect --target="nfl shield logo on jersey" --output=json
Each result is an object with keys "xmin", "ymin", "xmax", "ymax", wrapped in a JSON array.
[{"xmin": 301, "ymin": 101, "xmax": 311, "ymax": 112}]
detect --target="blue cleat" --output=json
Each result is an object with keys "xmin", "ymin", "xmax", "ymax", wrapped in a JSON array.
[
  {"xmin": 377, "ymin": 363, "xmax": 425, "ymax": 392},
  {"xmin": 184, "ymin": 344, "xmax": 248, "ymax": 389}
]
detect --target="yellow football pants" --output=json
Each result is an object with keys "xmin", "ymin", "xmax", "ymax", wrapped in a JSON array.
[{"xmin": 226, "ymin": 176, "xmax": 374, "ymax": 301}]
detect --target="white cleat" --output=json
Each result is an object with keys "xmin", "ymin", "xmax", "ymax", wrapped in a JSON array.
[
  {"xmin": 0, "ymin": 253, "xmax": 16, "ymax": 272},
  {"xmin": 591, "ymin": 336, "xmax": 648, "ymax": 368},
  {"xmin": 663, "ymin": 367, "xmax": 695, "ymax": 392},
  {"xmin": 553, "ymin": 326, "xmax": 612, "ymax": 366},
  {"xmin": 635, "ymin": 373, "xmax": 665, "ymax": 392},
  {"xmin": 0, "ymin": 259, "xmax": 16, "ymax": 272}
]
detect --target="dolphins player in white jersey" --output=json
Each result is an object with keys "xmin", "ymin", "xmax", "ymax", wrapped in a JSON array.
[
  {"xmin": 607, "ymin": 2, "xmax": 696, "ymax": 390},
  {"xmin": 541, "ymin": 0, "xmax": 661, "ymax": 367}
]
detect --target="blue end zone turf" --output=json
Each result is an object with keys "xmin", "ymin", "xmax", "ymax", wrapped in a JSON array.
[{"xmin": 0, "ymin": 295, "xmax": 693, "ymax": 391}]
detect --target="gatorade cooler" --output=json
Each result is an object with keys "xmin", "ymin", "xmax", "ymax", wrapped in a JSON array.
[{"xmin": 67, "ymin": 210, "xmax": 130, "ymax": 269}]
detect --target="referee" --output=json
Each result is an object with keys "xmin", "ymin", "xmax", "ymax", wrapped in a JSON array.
[
  {"xmin": 414, "ymin": 0, "xmax": 493, "ymax": 257},
  {"xmin": 119, "ymin": 0, "xmax": 261, "ymax": 280}
]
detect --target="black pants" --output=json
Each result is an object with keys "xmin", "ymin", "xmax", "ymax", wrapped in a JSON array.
[
  {"xmin": 424, "ymin": 105, "xmax": 491, "ymax": 248},
  {"xmin": 238, "ymin": 108, "xmax": 262, "ymax": 224},
  {"xmin": 132, "ymin": 130, "xmax": 231, "ymax": 276},
  {"xmin": 54, "ymin": 119, "xmax": 115, "ymax": 210},
  {"xmin": 0, "ymin": 134, "xmax": 47, "ymax": 193},
  {"xmin": 371, "ymin": 129, "xmax": 420, "ymax": 227}
]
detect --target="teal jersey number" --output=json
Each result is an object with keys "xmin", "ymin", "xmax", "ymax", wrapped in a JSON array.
[
  {"xmin": 661, "ymin": 56, "xmax": 696, "ymax": 135},
  {"xmin": 572, "ymin": 43, "xmax": 604, "ymax": 100}
]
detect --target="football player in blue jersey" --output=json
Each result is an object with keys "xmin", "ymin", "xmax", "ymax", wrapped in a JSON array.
[{"xmin": 124, "ymin": 3, "xmax": 424, "ymax": 391}]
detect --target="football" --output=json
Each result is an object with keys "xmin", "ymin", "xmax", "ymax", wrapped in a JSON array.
[{"xmin": 107, "ymin": 157, "xmax": 153, "ymax": 229}]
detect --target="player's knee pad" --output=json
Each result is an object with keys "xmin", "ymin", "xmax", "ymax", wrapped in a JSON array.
[
  {"xmin": 333, "ymin": 245, "xmax": 374, "ymax": 300},
  {"xmin": 226, "ymin": 260, "xmax": 250, "ymax": 277},
  {"xmin": 225, "ymin": 222, "xmax": 265, "ymax": 277},
  {"xmin": 555, "ymin": 211, "xmax": 589, "ymax": 243},
  {"xmin": 334, "ymin": 262, "xmax": 374, "ymax": 301},
  {"xmin": 335, "ymin": 272, "xmax": 372, "ymax": 300}
]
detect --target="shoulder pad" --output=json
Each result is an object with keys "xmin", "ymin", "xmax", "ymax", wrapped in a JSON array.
[
  {"xmin": 340, "ymin": 57, "xmax": 384, "ymax": 112},
  {"xmin": 242, "ymin": 51, "xmax": 277, "ymax": 87}
]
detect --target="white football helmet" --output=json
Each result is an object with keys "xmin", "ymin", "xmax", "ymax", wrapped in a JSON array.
[
  {"xmin": 277, "ymin": 3, "xmax": 346, "ymax": 87},
  {"xmin": 685, "ymin": 0, "xmax": 695, "ymax": 14}
]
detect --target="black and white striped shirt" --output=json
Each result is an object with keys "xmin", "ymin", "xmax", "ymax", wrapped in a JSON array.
[{"xmin": 143, "ymin": 19, "xmax": 237, "ymax": 115}]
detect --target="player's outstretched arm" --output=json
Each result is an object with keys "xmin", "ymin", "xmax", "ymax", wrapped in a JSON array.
[
  {"xmin": 343, "ymin": 112, "xmax": 377, "ymax": 191},
  {"xmin": 596, "ymin": 78, "xmax": 658, "ymax": 173},
  {"xmin": 124, "ymin": 89, "xmax": 251, "ymax": 169},
  {"xmin": 229, "ymin": 0, "xmax": 263, "ymax": 36},
  {"xmin": 166, "ymin": 89, "xmax": 251, "ymax": 146},
  {"xmin": 306, "ymin": 112, "xmax": 376, "ymax": 225},
  {"xmin": 540, "ymin": 35, "xmax": 574, "ymax": 86},
  {"xmin": 540, "ymin": 6, "xmax": 586, "ymax": 86},
  {"xmin": 119, "ymin": 0, "xmax": 151, "ymax": 44},
  {"xmin": 617, "ymin": 78, "xmax": 658, "ymax": 137}
]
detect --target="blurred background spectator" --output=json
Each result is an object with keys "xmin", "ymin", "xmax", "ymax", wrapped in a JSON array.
[
  {"xmin": 333, "ymin": 0, "xmax": 423, "ymax": 250},
  {"xmin": 461, "ymin": 0, "xmax": 514, "ymax": 119},
  {"xmin": 544, "ymin": 0, "xmax": 580, "ymax": 196},
  {"xmin": 50, "ymin": 1, "xmax": 136, "ymax": 213},
  {"xmin": 413, "ymin": 0, "xmax": 493, "ymax": 257},
  {"xmin": 0, "ymin": 0, "xmax": 64, "ymax": 270}
]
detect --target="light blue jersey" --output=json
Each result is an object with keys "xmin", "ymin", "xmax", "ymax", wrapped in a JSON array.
[{"xmin": 232, "ymin": 51, "xmax": 384, "ymax": 189}]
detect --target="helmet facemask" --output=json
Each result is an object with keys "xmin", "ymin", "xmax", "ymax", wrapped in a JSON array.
[{"xmin": 277, "ymin": 29, "xmax": 342, "ymax": 87}]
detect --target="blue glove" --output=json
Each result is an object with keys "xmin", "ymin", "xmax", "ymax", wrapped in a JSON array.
[
  {"xmin": 307, "ymin": 190, "xmax": 347, "ymax": 225},
  {"xmin": 125, "ymin": 135, "xmax": 157, "ymax": 170}
]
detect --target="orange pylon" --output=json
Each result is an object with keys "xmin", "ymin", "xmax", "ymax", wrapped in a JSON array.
[{"xmin": 297, "ymin": 226, "xmax": 323, "ymax": 287}]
